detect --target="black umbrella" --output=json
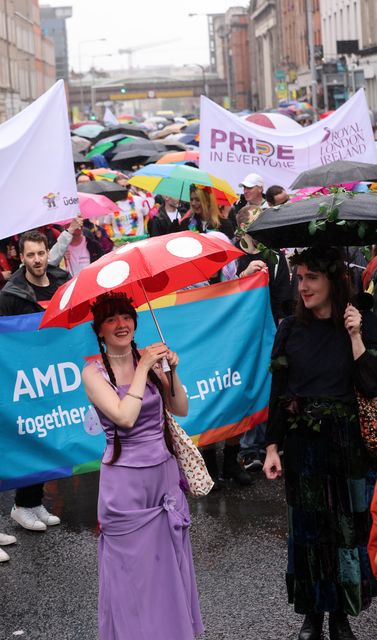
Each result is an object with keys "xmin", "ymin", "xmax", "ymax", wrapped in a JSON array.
[
  {"xmin": 290, "ymin": 160, "xmax": 377, "ymax": 190},
  {"xmin": 72, "ymin": 151, "xmax": 94, "ymax": 167},
  {"xmin": 110, "ymin": 142, "xmax": 168, "ymax": 169},
  {"xmin": 92, "ymin": 125, "xmax": 149, "ymax": 145},
  {"xmin": 77, "ymin": 180, "xmax": 129, "ymax": 202},
  {"xmin": 247, "ymin": 192, "xmax": 377, "ymax": 248}
]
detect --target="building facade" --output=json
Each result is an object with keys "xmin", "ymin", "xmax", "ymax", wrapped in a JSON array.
[
  {"xmin": 320, "ymin": 0, "xmax": 377, "ymax": 109},
  {"xmin": 0, "ymin": 0, "xmax": 55, "ymax": 121},
  {"xmin": 280, "ymin": 0, "xmax": 322, "ymax": 101},
  {"xmin": 249, "ymin": 0, "xmax": 281, "ymax": 110},
  {"xmin": 40, "ymin": 4, "xmax": 71, "ymax": 82},
  {"xmin": 208, "ymin": 7, "xmax": 251, "ymax": 111}
]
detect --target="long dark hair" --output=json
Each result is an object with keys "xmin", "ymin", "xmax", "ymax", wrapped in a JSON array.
[
  {"xmin": 290, "ymin": 246, "xmax": 354, "ymax": 327},
  {"xmin": 91, "ymin": 293, "xmax": 174, "ymax": 464}
]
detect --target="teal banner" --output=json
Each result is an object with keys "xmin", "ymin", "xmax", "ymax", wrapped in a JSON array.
[{"xmin": 0, "ymin": 275, "xmax": 275, "ymax": 490}]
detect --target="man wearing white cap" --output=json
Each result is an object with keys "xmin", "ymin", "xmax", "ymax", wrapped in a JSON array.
[{"xmin": 238, "ymin": 173, "xmax": 269, "ymax": 209}]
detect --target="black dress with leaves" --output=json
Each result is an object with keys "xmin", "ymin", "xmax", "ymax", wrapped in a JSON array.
[{"xmin": 266, "ymin": 312, "xmax": 377, "ymax": 616}]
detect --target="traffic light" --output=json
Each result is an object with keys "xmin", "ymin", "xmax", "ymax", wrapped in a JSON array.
[
  {"xmin": 120, "ymin": 87, "xmax": 127, "ymax": 94},
  {"xmin": 89, "ymin": 113, "xmax": 97, "ymax": 120}
]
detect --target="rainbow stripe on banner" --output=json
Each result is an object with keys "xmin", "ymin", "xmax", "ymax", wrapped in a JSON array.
[{"xmin": 0, "ymin": 273, "xmax": 275, "ymax": 491}]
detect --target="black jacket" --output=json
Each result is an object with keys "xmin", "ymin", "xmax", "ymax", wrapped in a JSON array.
[
  {"xmin": 147, "ymin": 207, "xmax": 181, "ymax": 237},
  {"xmin": 179, "ymin": 214, "xmax": 234, "ymax": 240},
  {"xmin": 0, "ymin": 264, "xmax": 70, "ymax": 316}
]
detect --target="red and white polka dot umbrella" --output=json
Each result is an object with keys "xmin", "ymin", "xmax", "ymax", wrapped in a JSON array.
[{"xmin": 39, "ymin": 231, "xmax": 244, "ymax": 330}]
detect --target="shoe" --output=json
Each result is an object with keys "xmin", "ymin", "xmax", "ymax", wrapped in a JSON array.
[
  {"xmin": 240, "ymin": 453, "xmax": 263, "ymax": 472},
  {"xmin": 11, "ymin": 506, "xmax": 47, "ymax": 531},
  {"xmin": 298, "ymin": 613, "xmax": 324, "ymax": 640},
  {"xmin": 0, "ymin": 547, "xmax": 10, "ymax": 562},
  {"xmin": 0, "ymin": 532, "xmax": 17, "ymax": 546},
  {"xmin": 222, "ymin": 445, "xmax": 253, "ymax": 486},
  {"xmin": 329, "ymin": 612, "xmax": 357, "ymax": 640},
  {"xmin": 32, "ymin": 505, "xmax": 60, "ymax": 526}
]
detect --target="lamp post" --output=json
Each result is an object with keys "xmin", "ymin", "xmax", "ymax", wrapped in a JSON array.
[
  {"xmin": 78, "ymin": 38, "xmax": 107, "ymax": 116},
  {"xmin": 306, "ymin": 0, "xmax": 318, "ymax": 120},
  {"xmin": 90, "ymin": 54, "xmax": 112, "ymax": 116},
  {"xmin": 184, "ymin": 63, "xmax": 208, "ymax": 97}
]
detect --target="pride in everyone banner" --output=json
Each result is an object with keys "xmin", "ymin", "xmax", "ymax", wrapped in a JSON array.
[
  {"xmin": 0, "ymin": 274, "xmax": 275, "ymax": 491},
  {"xmin": 199, "ymin": 89, "xmax": 377, "ymax": 191}
]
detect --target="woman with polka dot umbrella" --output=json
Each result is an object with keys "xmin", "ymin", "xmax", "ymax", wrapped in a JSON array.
[{"xmin": 39, "ymin": 231, "xmax": 244, "ymax": 332}]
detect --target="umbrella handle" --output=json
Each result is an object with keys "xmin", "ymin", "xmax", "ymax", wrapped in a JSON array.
[{"xmin": 161, "ymin": 357, "xmax": 175, "ymax": 397}]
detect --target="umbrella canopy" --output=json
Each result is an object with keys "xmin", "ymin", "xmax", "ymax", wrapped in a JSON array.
[
  {"xmin": 78, "ymin": 192, "xmax": 119, "ymax": 219},
  {"xmin": 71, "ymin": 120, "xmax": 100, "ymax": 129},
  {"xmin": 85, "ymin": 142, "xmax": 115, "ymax": 158},
  {"xmin": 247, "ymin": 192, "xmax": 377, "ymax": 248},
  {"xmin": 71, "ymin": 135, "xmax": 91, "ymax": 153},
  {"xmin": 156, "ymin": 150, "xmax": 199, "ymax": 166},
  {"xmin": 73, "ymin": 151, "xmax": 93, "ymax": 167},
  {"xmin": 290, "ymin": 160, "xmax": 377, "ymax": 190},
  {"xmin": 77, "ymin": 180, "xmax": 128, "ymax": 202},
  {"xmin": 39, "ymin": 232, "xmax": 244, "ymax": 330},
  {"xmin": 110, "ymin": 142, "xmax": 168, "ymax": 169},
  {"xmin": 92, "ymin": 125, "xmax": 149, "ymax": 145},
  {"xmin": 150, "ymin": 123, "xmax": 187, "ymax": 139},
  {"xmin": 73, "ymin": 124, "xmax": 105, "ymax": 139},
  {"xmin": 128, "ymin": 163, "xmax": 237, "ymax": 205},
  {"xmin": 182, "ymin": 121, "xmax": 200, "ymax": 134},
  {"xmin": 240, "ymin": 112, "xmax": 302, "ymax": 132}
]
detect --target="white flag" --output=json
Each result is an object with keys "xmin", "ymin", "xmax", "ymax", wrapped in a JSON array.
[
  {"xmin": 0, "ymin": 80, "xmax": 78, "ymax": 239},
  {"xmin": 103, "ymin": 107, "xmax": 119, "ymax": 126},
  {"xmin": 199, "ymin": 90, "xmax": 377, "ymax": 191}
]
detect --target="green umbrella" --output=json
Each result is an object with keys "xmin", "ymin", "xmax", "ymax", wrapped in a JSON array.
[
  {"xmin": 116, "ymin": 136, "xmax": 140, "ymax": 145},
  {"xmin": 85, "ymin": 142, "xmax": 114, "ymax": 158}
]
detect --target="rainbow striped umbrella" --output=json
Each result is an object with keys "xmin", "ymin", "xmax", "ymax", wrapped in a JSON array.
[{"xmin": 128, "ymin": 163, "xmax": 237, "ymax": 205}]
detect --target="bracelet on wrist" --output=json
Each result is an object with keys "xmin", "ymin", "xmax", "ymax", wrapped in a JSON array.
[{"xmin": 125, "ymin": 392, "xmax": 143, "ymax": 401}]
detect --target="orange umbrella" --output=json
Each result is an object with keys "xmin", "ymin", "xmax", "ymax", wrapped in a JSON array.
[{"xmin": 156, "ymin": 150, "xmax": 199, "ymax": 166}]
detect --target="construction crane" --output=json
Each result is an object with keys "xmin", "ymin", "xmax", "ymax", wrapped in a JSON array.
[{"xmin": 118, "ymin": 39, "xmax": 179, "ymax": 70}]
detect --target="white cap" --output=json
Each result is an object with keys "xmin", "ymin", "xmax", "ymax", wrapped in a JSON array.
[{"xmin": 239, "ymin": 173, "xmax": 264, "ymax": 189}]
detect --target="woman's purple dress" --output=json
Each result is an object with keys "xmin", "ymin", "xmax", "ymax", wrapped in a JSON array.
[{"xmin": 93, "ymin": 362, "xmax": 204, "ymax": 640}]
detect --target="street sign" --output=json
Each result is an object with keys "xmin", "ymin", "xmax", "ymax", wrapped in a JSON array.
[
  {"xmin": 275, "ymin": 69, "xmax": 285, "ymax": 81},
  {"xmin": 275, "ymin": 82, "xmax": 288, "ymax": 100}
]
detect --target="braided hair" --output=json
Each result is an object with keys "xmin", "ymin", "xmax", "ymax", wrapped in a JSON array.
[{"xmin": 91, "ymin": 293, "xmax": 174, "ymax": 464}]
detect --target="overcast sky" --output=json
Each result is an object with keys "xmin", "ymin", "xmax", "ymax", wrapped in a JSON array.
[{"xmin": 43, "ymin": 0, "xmax": 249, "ymax": 72}]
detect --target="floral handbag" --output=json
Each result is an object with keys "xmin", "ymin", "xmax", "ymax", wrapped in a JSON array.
[
  {"xmin": 355, "ymin": 391, "xmax": 377, "ymax": 459},
  {"xmin": 165, "ymin": 411, "xmax": 214, "ymax": 497}
]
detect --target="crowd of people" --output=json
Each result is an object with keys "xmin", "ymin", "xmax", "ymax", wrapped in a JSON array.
[{"xmin": 1, "ymin": 141, "xmax": 377, "ymax": 640}]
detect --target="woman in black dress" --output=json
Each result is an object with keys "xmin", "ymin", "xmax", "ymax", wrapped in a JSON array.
[{"xmin": 263, "ymin": 247, "xmax": 377, "ymax": 640}]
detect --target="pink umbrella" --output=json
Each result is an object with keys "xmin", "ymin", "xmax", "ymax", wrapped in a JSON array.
[
  {"xmin": 78, "ymin": 192, "xmax": 119, "ymax": 220},
  {"xmin": 58, "ymin": 193, "xmax": 119, "ymax": 225},
  {"xmin": 240, "ymin": 112, "xmax": 302, "ymax": 132}
]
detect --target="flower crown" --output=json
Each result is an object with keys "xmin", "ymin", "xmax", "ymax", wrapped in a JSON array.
[{"xmin": 90, "ymin": 292, "xmax": 135, "ymax": 313}]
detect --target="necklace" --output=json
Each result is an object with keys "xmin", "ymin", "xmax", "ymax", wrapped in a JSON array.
[{"xmin": 106, "ymin": 348, "xmax": 132, "ymax": 359}]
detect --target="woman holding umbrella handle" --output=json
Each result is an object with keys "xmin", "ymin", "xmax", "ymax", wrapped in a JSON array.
[
  {"xmin": 81, "ymin": 292, "xmax": 204, "ymax": 640},
  {"xmin": 263, "ymin": 247, "xmax": 377, "ymax": 640}
]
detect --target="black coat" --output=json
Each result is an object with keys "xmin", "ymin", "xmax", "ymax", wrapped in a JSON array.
[
  {"xmin": 0, "ymin": 264, "xmax": 70, "ymax": 316},
  {"xmin": 147, "ymin": 207, "xmax": 181, "ymax": 237}
]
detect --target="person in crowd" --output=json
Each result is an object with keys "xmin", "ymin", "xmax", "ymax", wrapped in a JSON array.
[
  {"xmin": 0, "ymin": 531, "xmax": 17, "ymax": 563},
  {"xmin": 0, "ymin": 241, "xmax": 13, "ymax": 290},
  {"xmin": 147, "ymin": 195, "xmax": 181, "ymax": 236},
  {"xmin": 265, "ymin": 185, "xmax": 290, "ymax": 206},
  {"xmin": 63, "ymin": 222, "xmax": 104, "ymax": 276},
  {"xmin": 180, "ymin": 185, "xmax": 234, "ymax": 239},
  {"xmin": 47, "ymin": 215, "xmax": 85, "ymax": 267},
  {"xmin": 81, "ymin": 292, "xmax": 204, "ymax": 640},
  {"xmin": 83, "ymin": 220, "xmax": 114, "ymax": 254},
  {"xmin": 76, "ymin": 172, "xmax": 93, "ymax": 183},
  {"xmin": 369, "ymin": 481, "xmax": 377, "ymax": 578},
  {"xmin": 263, "ymin": 246, "xmax": 377, "ymax": 640},
  {"xmin": 0, "ymin": 230, "xmax": 70, "ymax": 531},
  {"xmin": 228, "ymin": 173, "xmax": 268, "ymax": 230},
  {"xmin": 236, "ymin": 204, "xmax": 292, "ymax": 471}
]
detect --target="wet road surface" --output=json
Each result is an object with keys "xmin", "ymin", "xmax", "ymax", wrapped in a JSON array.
[{"xmin": 1, "ymin": 472, "xmax": 376, "ymax": 640}]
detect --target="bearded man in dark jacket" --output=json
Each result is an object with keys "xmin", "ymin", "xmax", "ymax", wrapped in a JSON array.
[{"xmin": 0, "ymin": 230, "xmax": 70, "ymax": 531}]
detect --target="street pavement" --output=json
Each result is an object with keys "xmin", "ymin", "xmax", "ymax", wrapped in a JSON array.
[{"xmin": 1, "ymin": 472, "xmax": 376, "ymax": 640}]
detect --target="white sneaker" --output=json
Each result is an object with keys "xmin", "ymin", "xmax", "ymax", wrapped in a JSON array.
[
  {"xmin": 0, "ymin": 547, "xmax": 10, "ymax": 562},
  {"xmin": 11, "ymin": 506, "xmax": 47, "ymax": 531},
  {"xmin": 32, "ymin": 505, "xmax": 60, "ymax": 526},
  {"xmin": 0, "ymin": 532, "xmax": 17, "ymax": 546}
]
